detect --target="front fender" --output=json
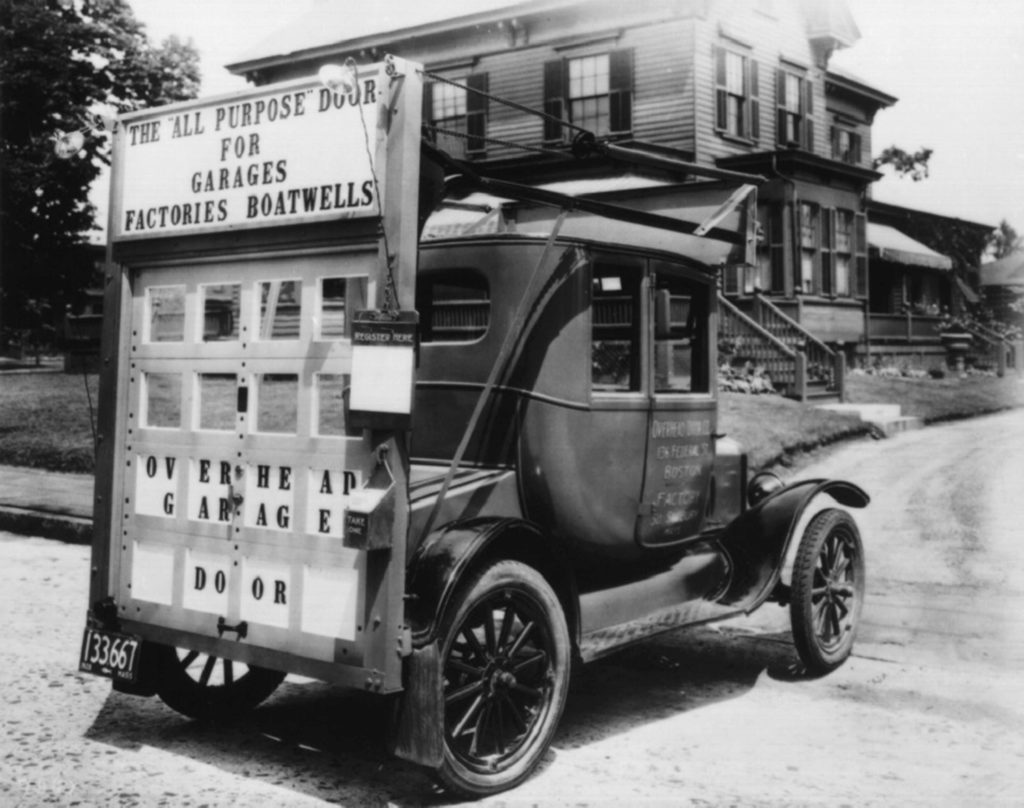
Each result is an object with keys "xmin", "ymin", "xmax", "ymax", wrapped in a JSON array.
[
  {"xmin": 716, "ymin": 479, "xmax": 869, "ymax": 611},
  {"xmin": 405, "ymin": 517, "xmax": 576, "ymax": 647}
]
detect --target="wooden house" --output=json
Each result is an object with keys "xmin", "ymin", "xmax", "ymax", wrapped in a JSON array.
[{"xmin": 228, "ymin": 0, "xmax": 994, "ymax": 396}]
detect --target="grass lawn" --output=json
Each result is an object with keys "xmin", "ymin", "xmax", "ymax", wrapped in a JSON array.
[
  {"xmin": 0, "ymin": 372, "xmax": 100, "ymax": 473},
  {"xmin": 1, "ymin": 368, "xmax": 1022, "ymax": 475}
]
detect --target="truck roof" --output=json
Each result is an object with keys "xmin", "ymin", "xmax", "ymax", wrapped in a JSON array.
[{"xmin": 421, "ymin": 172, "xmax": 756, "ymax": 271}]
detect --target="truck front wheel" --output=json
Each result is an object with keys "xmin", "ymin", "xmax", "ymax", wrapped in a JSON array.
[
  {"xmin": 790, "ymin": 509, "xmax": 865, "ymax": 674},
  {"xmin": 436, "ymin": 560, "xmax": 570, "ymax": 798},
  {"xmin": 150, "ymin": 643, "xmax": 285, "ymax": 721}
]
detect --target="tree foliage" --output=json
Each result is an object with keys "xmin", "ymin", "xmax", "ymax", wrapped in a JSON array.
[
  {"xmin": 0, "ymin": 0, "xmax": 200, "ymax": 339},
  {"xmin": 873, "ymin": 145, "xmax": 933, "ymax": 182},
  {"xmin": 987, "ymin": 219, "xmax": 1022, "ymax": 260}
]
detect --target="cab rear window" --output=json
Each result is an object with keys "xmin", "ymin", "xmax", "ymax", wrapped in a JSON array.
[{"xmin": 417, "ymin": 271, "xmax": 490, "ymax": 343}]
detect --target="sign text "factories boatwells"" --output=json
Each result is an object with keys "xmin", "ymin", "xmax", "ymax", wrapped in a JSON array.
[{"xmin": 116, "ymin": 74, "xmax": 383, "ymax": 239}]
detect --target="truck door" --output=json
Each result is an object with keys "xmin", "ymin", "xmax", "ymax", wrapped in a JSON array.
[
  {"xmin": 635, "ymin": 264, "xmax": 716, "ymax": 547},
  {"xmin": 119, "ymin": 252, "xmax": 397, "ymax": 684}
]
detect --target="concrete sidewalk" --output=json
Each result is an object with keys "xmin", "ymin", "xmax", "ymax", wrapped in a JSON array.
[{"xmin": 0, "ymin": 464, "xmax": 93, "ymax": 544}]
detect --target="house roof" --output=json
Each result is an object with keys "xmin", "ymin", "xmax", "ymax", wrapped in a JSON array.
[
  {"xmin": 980, "ymin": 251, "xmax": 1024, "ymax": 287},
  {"xmin": 228, "ymin": 0, "xmax": 588, "ymax": 72},
  {"xmin": 868, "ymin": 223, "xmax": 952, "ymax": 271},
  {"xmin": 826, "ymin": 64, "xmax": 897, "ymax": 109}
]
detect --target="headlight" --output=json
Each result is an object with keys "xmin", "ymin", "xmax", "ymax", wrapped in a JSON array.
[{"xmin": 747, "ymin": 471, "xmax": 784, "ymax": 506}]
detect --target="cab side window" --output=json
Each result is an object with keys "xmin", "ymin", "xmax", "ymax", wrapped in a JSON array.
[
  {"xmin": 653, "ymin": 271, "xmax": 708, "ymax": 393},
  {"xmin": 591, "ymin": 264, "xmax": 641, "ymax": 392}
]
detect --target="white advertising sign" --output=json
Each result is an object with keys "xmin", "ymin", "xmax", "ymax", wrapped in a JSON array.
[{"xmin": 115, "ymin": 69, "xmax": 382, "ymax": 239}]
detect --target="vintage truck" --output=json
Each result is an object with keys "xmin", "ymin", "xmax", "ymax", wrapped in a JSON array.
[{"xmin": 79, "ymin": 58, "xmax": 868, "ymax": 797}]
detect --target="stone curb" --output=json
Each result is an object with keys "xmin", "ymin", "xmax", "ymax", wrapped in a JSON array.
[{"xmin": 0, "ymin": 506, "xmax": 92, "ymax": 545}]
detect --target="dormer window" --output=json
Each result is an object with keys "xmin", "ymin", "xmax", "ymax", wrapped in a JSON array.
[{"xmin": 831, "ymin": 126, "xmax": 862, "ymax": 165}]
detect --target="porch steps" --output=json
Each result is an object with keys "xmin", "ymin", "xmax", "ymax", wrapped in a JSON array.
[{"xmin": 816, "ymin": 402, "xmax": 924, "ymax": 438}]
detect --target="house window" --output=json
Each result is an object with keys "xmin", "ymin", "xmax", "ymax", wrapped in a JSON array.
[
  {"xmin": 834, "ymin": 209, "xmax": 854, "ymax": 296},
  {"xmin": 777, "ymin": 69, "xmax": 813, "ymax": 149},
  {"xmin": 748, "ymin": 203, "xmax": 782, "ymax": 293},
  {"xmin": 715, "ymin": 47, "xmax": 760, "ymax": 141},
  {"xmin": 820, "ymin": 208, "xmax": 867, "ymax": 298},
  {"xmin": 544, "ymin": 50, "xmax": 633, "ymax": 142},
  {"xmin": 831, "ymin": 127, "xmax": 862, "ymax": 165},
  {"xmin": 798, "ymin": 202, "xmax": 818, "ymax": 292},
  {"xmin": 432, "ymin": 79, "xmax": 466, "ymax": 128},
  {"xmin": 423, "ymin": 74, "xmax": 488, "ymax": 157},
  {"xmin": 569, "ymin": 55, "xmax": 610, "ymax": 134}
]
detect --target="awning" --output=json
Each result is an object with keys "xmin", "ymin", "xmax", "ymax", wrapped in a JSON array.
[
  {"xmin": 868, "ymin": 223, "xmax": 953, "ymax": 270},
  {"xmin": 980, "ymin": 251, "xmax": 1024, "ymax": 287}
]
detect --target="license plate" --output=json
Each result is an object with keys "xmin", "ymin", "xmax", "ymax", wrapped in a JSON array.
[{"xmin": 79, "ymin": 627, "xmax": 141, "ymax": 683}]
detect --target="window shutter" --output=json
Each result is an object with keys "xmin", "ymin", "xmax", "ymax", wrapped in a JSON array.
[
  {"xmin": 854, "ymin": 212, "xmax": 868, "ymax": 298},
  {"xmin": 809, "ymin": 204, "xmax": 822, "ymax": 295},
  {"xmin": 749, "ymin": 59, "xmax": 760, "ymax": 142},
  {"xmin": 723, "ymin": 263, "xmax": 740, "ymax": 295},
  {"xmin": 465, "ymin": 73, "xmax": 488, "ymax": 157},
  {"xmin": 609, "ymin": 49, "xmax": 633, "ymax": 135},
  {"xmin": 422, "ymin": 81, "xmax": 435, "ymax": 142},
  {"xmin": 776, "ymin": 68, "xmax": 787, "ymax": 146},
  {"xmin": 820, "ymin": 207, "xmax": 834, "ymax": 297},
  {"xmin": 803, "ymin": 78, "xmax": 814, "ymax": 151},
  {"xmin": 714, "ymin": 46, "xmax": 727, "ymax": 130},
  {"xmin": 769, "ymin": 204, "xmax": 785, "ymax": 292},
  {"xmin": 543, "ymin": 59, "xmax": 566, "ymax": 142},
  {"xmin": 851, "ymin": 132, "xmax": 862, "ymax": 165}
]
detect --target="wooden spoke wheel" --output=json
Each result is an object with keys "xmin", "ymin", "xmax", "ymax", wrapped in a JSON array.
[
  {"xmin": 437, "ymin": 560, "xmax": 570, "ymax": 798},
  {"xmin": 151, "ymin": 643, "xmax": 285, "ymax": 721},
  {"xmin": 790, "ymin": 509, "xmax": 865, "ymax": 674}
]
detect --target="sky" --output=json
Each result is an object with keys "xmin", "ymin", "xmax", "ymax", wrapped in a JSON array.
[{"xmin": 113, "ymin": 0, "xmax": 1024, "ymax": 234}]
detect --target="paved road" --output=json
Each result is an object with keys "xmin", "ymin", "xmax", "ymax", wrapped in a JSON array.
[{"xmin": 2, "ymin": 410, "xmax": 1023, "ymax": 806}]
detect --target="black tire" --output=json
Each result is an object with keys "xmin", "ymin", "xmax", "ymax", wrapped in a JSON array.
[
  {"xmin": 150, "ymin": 643, "xmax": 285, "ymax": 721},
  {"xmin": 790, "ymin": 509, "xmax": 865, "ymax": 674},
  {"xmin": 436, "ymin": 560, "xmax": 571, "ymax": 798}
]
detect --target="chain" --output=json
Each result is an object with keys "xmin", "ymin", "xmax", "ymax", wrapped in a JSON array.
[{"xmin": 423, "ymin": 123, "xmax": 573, "ymax": 159}]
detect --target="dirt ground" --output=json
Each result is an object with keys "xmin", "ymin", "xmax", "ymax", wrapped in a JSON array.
[{"xmin": 2, "ymin": 410, "xmax": 1023, "ymax": 806}]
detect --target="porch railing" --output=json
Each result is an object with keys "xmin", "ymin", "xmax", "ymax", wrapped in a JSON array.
[
  {"xmin": 718, "ymin": 294, "xmax": 801, "ymax": 397},
  {"xmin": 751, "ymin": 293, "xmax": 841, "ymax": 394},
  {"xmin": 867, "ymin": 312, "xmax": 943, "ymax": 342}
]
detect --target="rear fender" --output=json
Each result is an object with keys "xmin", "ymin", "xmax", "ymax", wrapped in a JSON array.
[
  {"xmin": 392, "ymin": 518, "xmax": 576, "ymax": 769},
  {"xmin": 716, "ymin": 479, "xmax": 869, "ymax": 611},
  {"xmin": 405, "ymin": 518, "xmax": 577, "ymax": 647}
]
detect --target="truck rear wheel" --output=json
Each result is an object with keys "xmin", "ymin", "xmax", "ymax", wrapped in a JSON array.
[
  {"xmin": 151, "ymin": 643, "xmax": 285, "ymax": 721},
  {"xmin": 790, "ymin": 509, "xmax": 865, "ymax": 674},
  {"xmin": 436, "ymin": 560, "xmax": 570, "ymax": 798}
]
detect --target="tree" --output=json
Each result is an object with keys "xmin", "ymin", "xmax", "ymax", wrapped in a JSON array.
[
  {"xmin": 987, "ymin": 219, "xmax": 1021, "ymax": 260},
  {"xmin": 873, "ymin": 145, "xmax": 933, "ymax": 182},
  {"xmin": 0, "ymin": 0, "xmax": 200, "ymax": 347}
]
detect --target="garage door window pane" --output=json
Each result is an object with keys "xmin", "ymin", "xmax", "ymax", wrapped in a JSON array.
[
  {"xmin": 144, "ymin": 373, "xmax": 182, "ymax": 428},
  {"xmin": 259, "ymin": 280, "xmax": 301, "ymax": 340},
  {"xmin": 198, "ymin": 374, "xmax": 237, "ymax": 431},
  {"xmin": 319, "ymin": 276, "xmax": 368, "ymax": 339},
  {"xmin": 256, "ymin": 374, "xmax": 299, "ymax": 434},
  {"xmin": 316, "ymin": 373, "xmax": 351, "ymax": 436},
  {"xmin": 201, "ymin": 283, "xmax": 240, "ymax": 341},
  {"xmin": 147, "ymin": 286, "xmax": 185, "ymax": 343}
]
